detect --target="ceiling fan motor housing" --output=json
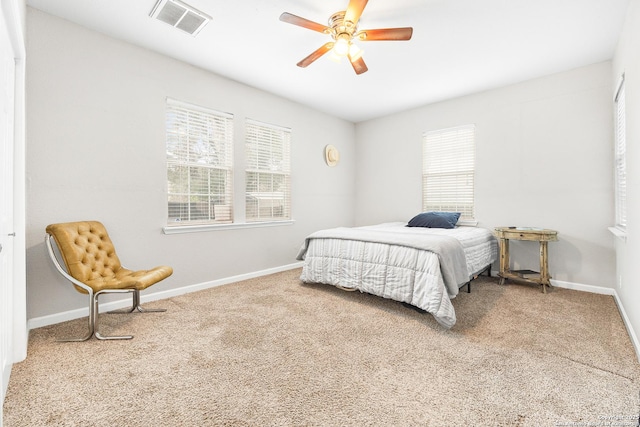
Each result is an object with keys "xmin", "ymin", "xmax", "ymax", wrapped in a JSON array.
[{"xmin": 329, "ymin": 11, "xmax": 357, "ymax": 40}]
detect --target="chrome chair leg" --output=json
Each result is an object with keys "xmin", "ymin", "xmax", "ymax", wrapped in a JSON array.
[
  {"xmin": 108, "ymin": 290, "xmax": 166, "ymax": 314},
  {"xmin": 57, "ymin": 292, "xmax": 95, "ymax": 342},
  {"xmin": 94, "ymin": 289, "xmax": 134, "ymax": 340},
  {"xmin": 131, "ymin": 290, "xmax": 166, "ymax": 312}
]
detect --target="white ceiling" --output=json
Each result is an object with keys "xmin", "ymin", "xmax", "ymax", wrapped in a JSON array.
[{"xmin": 27, "ymin": 0, "xmax": 630, "ymax": 123}]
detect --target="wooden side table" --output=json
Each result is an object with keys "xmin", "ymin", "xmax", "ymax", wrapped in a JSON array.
[{"xmin": 494, "ymin": 227, "xmax": 558, "ymax": 293}]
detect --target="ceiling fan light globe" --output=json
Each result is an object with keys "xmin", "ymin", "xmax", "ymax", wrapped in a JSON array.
[
  {"xmin": 329, "ymin": 51, "xmax": 343, "ymax": 63},
  {"xmin": 348, "ymin": 43, "xmax": 363, "ymax": 61},
  {"xmin": 334, "ymin": 38, "xmax": 350, "ymax": 56}
]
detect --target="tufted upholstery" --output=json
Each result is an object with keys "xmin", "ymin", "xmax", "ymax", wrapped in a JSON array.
[{"xmin": 46, "ymin": 221, "xmax": 173, "ymax": 294}]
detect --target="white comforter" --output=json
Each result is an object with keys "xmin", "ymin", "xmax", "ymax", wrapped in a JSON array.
[{"xmin": 296, "ymin": 223, "xmax": 498, "ymax": 328}]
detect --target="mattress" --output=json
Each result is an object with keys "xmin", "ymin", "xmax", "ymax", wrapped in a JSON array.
[{"xmin": 296, "ymin": 222, "xmax": 498, "ymax": 328}]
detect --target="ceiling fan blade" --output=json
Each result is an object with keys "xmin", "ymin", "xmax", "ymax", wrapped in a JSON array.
[
  {"xmin": 356, "ymin": 27, "xmax": 414, "ymax": 41},
  {"xmin": 344, "ymin": 0, "xmax": 368, "ymax": 25},
  {"xmin": 279, "ymin": 12, "xmax": 331, "ymax": 34},
  {"xmin": 348, "ymin": 54, "xmax": 368, "ymax": 75},
  {"xmin": 297, "ymin": 42, "xmax": 335, "ymax": 68}
]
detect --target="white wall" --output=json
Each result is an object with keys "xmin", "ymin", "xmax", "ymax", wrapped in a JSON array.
[
  {"xmin": 355, "ymin": 62, "xmax": 615, "ymax": 288},
  {"xmin": 25, "ymin": 8, "xmax": 356, "ymax": 321},
  {"xmin": 612, "ymin": 0, "xmax": 640, "ymax": 353}
]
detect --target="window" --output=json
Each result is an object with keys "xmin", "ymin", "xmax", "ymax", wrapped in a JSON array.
[
  {"xmin": 614, "ymin": 75, "xmax": 626, "ymax": 230},
  {"xmin": 245, "ymin": 119, "xmax": 291, "ymax": 222},
  {"xmin": 165, "ymin": 99, "xmax": 234, "ymax": 225},
  {"xmin": 422, "ymin": 124, "xmax": 475, "ymax": 219}
]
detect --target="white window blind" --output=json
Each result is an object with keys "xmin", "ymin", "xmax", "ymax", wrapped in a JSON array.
[
  {"xmin": 614, "ymin": 76, "xmax": 626, "ymax": 230},
  {"xmin": 245, "ymin": 119, "xmax": 291, "ymax": 222},
  {"xmin": 165, "ymin": 98, "xmax": 234, "ymax": 225},
  {"xmin": 422, "ymin": 124, "xmax": 475, "ymax": 219}
]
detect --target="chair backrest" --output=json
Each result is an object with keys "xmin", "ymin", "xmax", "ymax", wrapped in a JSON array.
[{"xmin": 46, "ymin": 221, "xmax": 123, "ymax": 288}]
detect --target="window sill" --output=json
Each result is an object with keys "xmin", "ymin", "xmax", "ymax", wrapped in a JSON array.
[
  {"xmin": 608, "ymin": 226, "xmax": 627, "ymax": 242},
  {"xmin": 163, "ymin": 220, "xmax": 295, "ymax": 235}
]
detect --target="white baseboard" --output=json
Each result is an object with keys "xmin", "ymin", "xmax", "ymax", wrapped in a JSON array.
[
  {"xmin": 28, "ymin": 262, "xmax": 304, "ymax": 330},
  {"xmin": 552, "ymin": 279, "xmax": 640, "ymax": 363},
  {"xmin": 611, "ymin": 292, "xmax": 640, "ymax": 364},
  {"xmin": 550, "ymin": 278, "xmax": 616, "ymax": 295}
]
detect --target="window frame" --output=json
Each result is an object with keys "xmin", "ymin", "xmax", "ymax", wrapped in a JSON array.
[
  {"xmin": 613, "ymin": 75, "xmax": 626, "ymax": 232},
  {"xmin": 244, "ymin": 118, "xmax": 292, "ymax": 223},
  {"xmin": 422, "ymin": 124, "xmax": 476, "ymax": 222},
  {"xmin": 164, "ymin": 98, "xmax": 234, "ymax": 228}
]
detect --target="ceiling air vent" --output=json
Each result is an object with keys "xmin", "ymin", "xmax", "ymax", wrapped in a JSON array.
[{"xmin": 150, "ymin": 0, "xmax": 211, "ymax": 36}]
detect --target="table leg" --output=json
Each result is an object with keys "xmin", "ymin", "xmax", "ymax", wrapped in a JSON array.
[
  {"xmin": 499, "ymin": 238, "xmax": 509, "ymax": 286},
  {"xmin": 539, "ymin": 241, "xmax": 549, "ymax": 293}
]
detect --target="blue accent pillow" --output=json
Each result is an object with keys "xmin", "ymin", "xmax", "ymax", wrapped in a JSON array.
[{"xmin": 407, "ymin": 212, "xmax": 460, "ymax": 229}]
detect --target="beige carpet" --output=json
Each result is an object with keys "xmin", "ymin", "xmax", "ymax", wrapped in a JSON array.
[{"xmin": 4, "ymin": 269, "xmax": 640, "ymax": 426}]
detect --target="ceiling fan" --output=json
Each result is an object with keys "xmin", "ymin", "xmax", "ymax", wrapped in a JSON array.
[{"xmin": 279, "ymin": 0, "xmax": 413, "ymax": 75}]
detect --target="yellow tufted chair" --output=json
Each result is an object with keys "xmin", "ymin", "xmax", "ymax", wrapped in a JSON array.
[{"xmin": 45, "ymin": 221, "xmax": 173, "ymax": 341}]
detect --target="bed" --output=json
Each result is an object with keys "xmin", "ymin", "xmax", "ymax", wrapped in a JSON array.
[{"xmin": 296, "ymin": 221, "xmax": 498, "ymax": 328}]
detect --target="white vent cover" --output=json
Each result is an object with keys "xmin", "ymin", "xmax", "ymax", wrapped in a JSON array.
[{"xmin": 150, "ymin": 0, "xmax": 211, "ymax": 36}]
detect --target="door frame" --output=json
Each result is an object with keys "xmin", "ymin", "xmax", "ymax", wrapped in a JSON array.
[{"xmin": 0, "ymin": 0, "xmax": 27, "ymax": 420}]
